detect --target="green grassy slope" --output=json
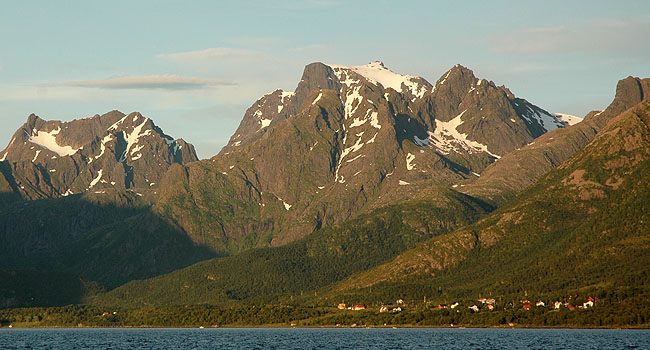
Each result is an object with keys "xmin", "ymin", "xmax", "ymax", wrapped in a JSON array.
[
  {"xmin": 0, "ymin": 191, "xmax": 215, "ymax": 294},
  {"xmin": 97, "ymin": 189, "xmax": 492, "ymax": 307}
]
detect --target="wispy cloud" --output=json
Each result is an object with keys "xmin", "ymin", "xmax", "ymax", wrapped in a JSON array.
[
  {"xmin": 273, "ymin": 0, "xmax": 340, "ymax": 9},
  {"xmin": 492, "ymin": 19, "xmax": 650, "ymax": 55},
  {"xmin": 524, "ymin": 26, "xmax": 568, "ymax": 34},
  {"xmin": 492, "ymin": 25, "xmax": 571, "ymax": 54},
  {"xmin": 511, "ymin": 63, "xmax": 563, "ymax": 73},
  {"xmin": 42, "ymin": 75, "xmax": 234, "ymax": 90},
  {"xmin": 288, "ymin": 44, "xmax": 326, "ymax": 52},
  {"xmin": 157, "ymin": 48, "xmax": 270, "ymax": 64}
]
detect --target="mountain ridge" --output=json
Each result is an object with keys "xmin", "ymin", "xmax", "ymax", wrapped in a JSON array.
[
  {"xmin": 153, "ymin": 61, "xmax": 566, "ymax": 255},
  {"xmin": 460, "ymin": 76, "xmax": 650, "ymax": 204},
  {"xmin": 0, "ymin": 110, "xmax": 198, "ymax": 201}
]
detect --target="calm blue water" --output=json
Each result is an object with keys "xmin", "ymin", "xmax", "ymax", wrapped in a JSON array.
[{"xmin": 0, "ymin": 328, "xmax": 649, "ymax": 349}]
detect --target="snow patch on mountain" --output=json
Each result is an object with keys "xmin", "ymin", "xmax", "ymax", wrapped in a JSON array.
[
  {"xmin": 349, "ymin": 109, "xmax": 381, "ymax": 130},
  {"xmin": 89, "ymin": 169, "xmax": 103, "ymax": 188},
  {"xmin": 342, "ymin": 85, "xmax": 363, "ymax": 120},
  {"xmin": 164, "ymin": 137, "xmax": 180, "ymax": 154},
  {"xmin": 278, "ymin": 90, "xmax": 294, "ymax": 113},
  {"xmin": 413, "ymin": 135, "xmax": 429, "ymax": 147},
  {"xmin": 312, "ymin": 91, "xmax": 323, "ymax": 105},
  {"xmin": 406, "ymin": 153, "xmax": 416, "ymax": 170},
  {"xmin": 520, "ymin": 105, "xmax": 564, "ymax": 131},
  {"xmin": 346, "ymin": 153, "xmax": 364, "ymax": 163},
  {"xmin": 555, "ymin": 113, "xmax": 583, "ymax": 126},
  {"xmin": 350, "ymin": 115, "xmax": 368, "ymax": 128},
  {"xmin": 276, "ymin": 196, "xmax": 292, "ymax": 210},
  {"xmin": 108, "ymin": 115, "xmax": 128, "ymax": 131},
  {"xmin": 88, "ymin": 134, "xmax": 113, "ymax": 164},
  {"xmin": 260, "ymin": 118, "xmax": 272, "ymax": 128},
  {"xmin": 29, "ymin": 127, "xmax": 79, "ymax": 157},
  {"xmin": 369, "ymin": 111, "xmax": 381, "ymax": 129},
  {"xmin": 335, "ymin": 127, "xmax": 368, "ymax": 181},
  {"xmin": 118, "ymin": 119, "xmax": 151, "ymax": 162},
  {"xmin": 429, "ymin": 110, "xmax": 500, "ymax": 158},
  {"xmin": 328, "ymin": 61, "xmax": 428, "ymax": 98}
]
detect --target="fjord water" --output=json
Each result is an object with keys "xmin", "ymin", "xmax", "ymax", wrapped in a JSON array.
[{"xmin": 1, "ymin": 328, "xmax": 649, "ymax": 349}]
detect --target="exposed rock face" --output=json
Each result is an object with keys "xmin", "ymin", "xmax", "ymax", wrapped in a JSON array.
[
  {"xmin": 335, "ymin": 99, "xmax": 650, "ymax": 292},
  {"xmin": 0, "ymin": 111, "xmax": 198, "ymax": 200},
  {"xmin": 224, "ymin": 63, "xmax": 562, "ymax": 165},
  {"xmin": 461, "ymin": 76, "xmax": 650, "ymax": 204},
  {"xmin": 155, "ymin": 61, "xmax": 562, "ymax": 255}
]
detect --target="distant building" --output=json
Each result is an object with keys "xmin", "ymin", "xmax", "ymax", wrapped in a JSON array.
[
  {"xmin": 380, "ymin": 306, "xmax": 389, "ymax": 313},
  {"xmin": 469, "ymin": 305, "xmax": 479, "ymax": 312},
  {"xmin": 536, "ymin": 301, "xmax": 545, "ymax": 307},
  {"xmin": 352, "ymin": 305, "xmax": 366, "ymax": 311},
  {"xmin": 337, "ymin": 303, "xmax": 346, "ymax": 310}
]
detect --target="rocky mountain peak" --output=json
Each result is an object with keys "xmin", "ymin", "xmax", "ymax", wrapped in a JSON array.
[
  {"xmin": 582, "ymin": 77, "xmax": 650, "ymax": 129},
  {"xmin": 367, "ymin": 60, "xmax": 386, "ymax": 68},
  {"xmin": 0, "ymin": 111, "xmax": 198, "ymax": 200},
  {"xmin": 326, "ymin": 61, "xmax": 432, "ymax": 98},
  {"xmin": 433, "ymin": 64, "xmax": 477, "ymax": 91},
  {"xmin": 160, "ymin": 60, "xmax": 575, "ymax": 255},
  {"xmin": 611, "ymin": 76, "xmax": 650, "ymax": 112}
]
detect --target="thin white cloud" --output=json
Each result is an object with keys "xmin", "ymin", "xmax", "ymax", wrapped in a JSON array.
[
  {"xmin": 273, "ymin": 0, "xmax": 340, "ymax": 9},
  {"xmin": 492, "ymin": 19, "xmax": 650, "ymax": 55},
  {"xmin": 43, "ymin": 75, "xmax": 234, "ymax": 90},
  {"xmin": 511, "ymin": 63, "xmax": 562, "ymax": 73},
  {"xmin": 157, "ymin": 48, "xmax": 270, "ymax": 64},
  {"xmin": 288, "ymin": 44, "xmax": 326, "ymax": 52},
  {"xmin": 524, "ymin": 26, "xmax": 568, "ymax": 34}
]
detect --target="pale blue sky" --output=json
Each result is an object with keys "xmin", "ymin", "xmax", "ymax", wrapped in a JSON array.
[{"xmin": 1, "ymin": 0, "xmax": 649, "ymax": 158}]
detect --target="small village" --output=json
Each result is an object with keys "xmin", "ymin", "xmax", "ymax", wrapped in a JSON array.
[{"xmin": 336, "ymin": 295, "xmax": 597, "ymax": 314}]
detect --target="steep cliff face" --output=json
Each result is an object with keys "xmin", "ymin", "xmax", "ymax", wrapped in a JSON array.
[
  {"xmin": 0, "ymin": 110, "xmax": 198, "ymax": 200},
  {"xmin": 155, "ymin": 61, "xmax": 563, "ymax": 255}
]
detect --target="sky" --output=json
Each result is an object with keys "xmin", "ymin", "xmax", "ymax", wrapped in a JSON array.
[{"xmin": 1, "ymin": 1, "xmax": 649, "ymax": 159}]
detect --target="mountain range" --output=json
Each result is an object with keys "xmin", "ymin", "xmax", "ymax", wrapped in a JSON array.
[{"xmin": 1, "ymin": 61, "xmax": 649, "ymax": 324}]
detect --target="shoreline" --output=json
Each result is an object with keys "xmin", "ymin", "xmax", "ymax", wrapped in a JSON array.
[{"xmin": 3, "ymin": 324, "xmax": 649, "ymax": 330}]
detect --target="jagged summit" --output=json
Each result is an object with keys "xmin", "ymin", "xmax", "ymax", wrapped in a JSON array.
[
  {"xmin": 0, "ymin": 110, "xmax": 198, "ymax": 199},
  {"xmin": 158, "ymin": 60, "xmax": 576, "ymax": 255},
  {"xmin": 326, "ymin": 61, "xmax": 431, "ymax": 98},
  {"xmin": 222, "ymin": 61, "xmax": 563, "ymax": 157}
]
